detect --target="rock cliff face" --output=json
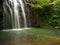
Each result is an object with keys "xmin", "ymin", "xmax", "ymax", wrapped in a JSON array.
[
  {"xmin": 23, "ymin": 0, "xmax": 37, "ymax": 27},
  {"xmin": 0, "ymin": 0, "xmax": 37, "ymax": 30},
  {"xmin": 0, "ymin": 0, "xmax": 3, "ymax": 30}
]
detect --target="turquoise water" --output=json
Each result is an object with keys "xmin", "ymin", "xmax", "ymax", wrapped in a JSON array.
[
  {"xmin": 0, "ymin": 28, "xmax": 60, "ymax": 41},
  {"xmin": 0, "ymin": 28, "xmax": 60, "ymax": 45}
]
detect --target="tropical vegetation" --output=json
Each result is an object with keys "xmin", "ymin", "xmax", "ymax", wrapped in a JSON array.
[{"xmin": 29, "ymin": 0, "xmax": 60, "ymax": 28}]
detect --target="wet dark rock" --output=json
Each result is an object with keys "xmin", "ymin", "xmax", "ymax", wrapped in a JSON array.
[{"xmin": 0, "ymin": 0, "xmax": 3, "ymax": 30}]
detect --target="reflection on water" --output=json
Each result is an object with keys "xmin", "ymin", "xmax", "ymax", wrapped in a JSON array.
[{"xmin": 0, "ymin": 29, "xmax": 60, "ymax": 45}]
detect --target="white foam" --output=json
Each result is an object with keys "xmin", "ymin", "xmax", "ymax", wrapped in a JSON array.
[{"xmin": 2, "ymin": 28, "xmax": 31, "ymax": 31}]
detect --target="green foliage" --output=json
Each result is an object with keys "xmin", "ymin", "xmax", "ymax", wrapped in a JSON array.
[{"xmin": 29, "ymin": 0, "xmax": 60, "ymax": 28}]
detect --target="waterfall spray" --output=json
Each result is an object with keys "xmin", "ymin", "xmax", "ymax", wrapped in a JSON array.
[
  {"xmin": 3, "ymin": 0, "xmax": 28, "ymax": 30},
  {"xmin": 19, "ymin": 0, "xmax": 27, "ymax": 28}
]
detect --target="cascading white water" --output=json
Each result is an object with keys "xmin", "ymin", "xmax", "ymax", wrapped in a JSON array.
[
  {"xmin": 19, "ymin": 0, "xmax": 27, "ymax": 28},
  {"xmin": 3, "ymin": 0, "xmax": 28, "ymax": 30},
  {"xmin": 13, "ymin": 0, "xmax": 20, "ymax": 28}
]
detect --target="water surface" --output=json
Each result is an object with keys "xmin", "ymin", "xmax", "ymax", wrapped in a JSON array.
[{"xmin": 0, "ymin": 28, "xmax": 60, "ymax": 45}]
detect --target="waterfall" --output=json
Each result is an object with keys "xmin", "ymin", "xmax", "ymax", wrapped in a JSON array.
[
  {"xmin": 3, "ymin": 0, "xmax": 28, "ymax": 30},
  {"xmin": 19, "ymin": 0, "xmax": 27, "ymax": 28}
]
